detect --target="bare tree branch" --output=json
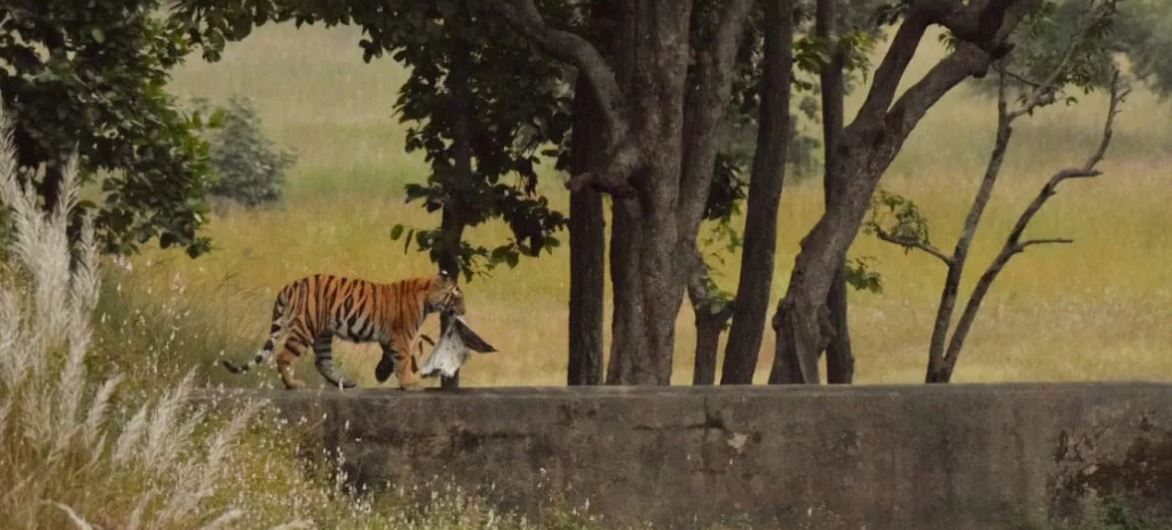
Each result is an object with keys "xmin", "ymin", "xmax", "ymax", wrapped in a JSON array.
[
  {"xmin": 1014, "ymin": 238, "xmax": 1074, "ymax": 253},
  {"xmin": 492, "ymin": 1, "xmax": 627, "ymax": 139},
  {"xmin": 922, "ymin": 8, "xmax": 1113, "ymax": 381},
  {"xmin": 996, "ymin": 67, "xmax": 1046, "ymax": 89},
  {"xmin": 1081, "ymin": 71, "xmax": 1131, "ymax": 171},
  {"xmin": 936, "ymin": 67, "xmax": 1128, "ymax": 380},
  {"xmin": 852, "ymin": 11, "xmax": 934, "ymax": 125},
  {"xmin": 1005, "ymin": 4, "xmax": 1108, "ymax": 121},
  {"xmin": 873, "ymin": 228, "xmax": 953, "ymax": 266}
]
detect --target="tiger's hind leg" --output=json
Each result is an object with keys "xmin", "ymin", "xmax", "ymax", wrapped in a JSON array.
[
  {"xmin": 277, "ymin": 322, "xmax": 311, "ymax": 389},
  {"xmin": 313, "ymin": 333, "xmax": 357, "ymax": 389}
]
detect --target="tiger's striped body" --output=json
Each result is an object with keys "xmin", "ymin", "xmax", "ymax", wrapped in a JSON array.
[{"xmin": 222, "ymin": 272, "xmax": 464, "ymax": 389}]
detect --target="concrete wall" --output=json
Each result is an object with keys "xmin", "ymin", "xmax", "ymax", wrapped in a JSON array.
[{"xmin": 200, "ymin": 384, "xmax": 1172, "ymax": 529}]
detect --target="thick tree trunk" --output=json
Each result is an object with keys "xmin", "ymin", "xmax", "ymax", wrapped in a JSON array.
[
  {"xmin": 818, "ymin": 0, "xmax": 854, "ymax": 385},
  {"xmin": 599, "ymin": 1, "xmax": 695, "ymax": 385},
  {"xmin": 720, "ymin": 0, "xmax": 794, "ymax": 385},
  {"xmin": 497, "ymin": 0, "xmax": 834, "ymax": 383},
  {"xmin": 568, "ymin": 75, "xmax": 607, "ymax": 386},
  {"xmin": 769, "ymin": 2, "xmax": 1037, "ymax": 384}
]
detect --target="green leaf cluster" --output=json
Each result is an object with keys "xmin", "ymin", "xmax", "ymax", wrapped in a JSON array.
[
  {"xmin": 1, "ymin": 0, "xmax": 214, "ymax": 257},
  {"xmin": 864, "ymin": 189, "xmax": 933, "ymax": 253}
]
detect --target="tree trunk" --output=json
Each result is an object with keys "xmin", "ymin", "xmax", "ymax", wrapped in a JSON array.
[
  {"xmin": 606, "ymin": 198, "xmax": 645, "ymax": 384},
  {"xmin": 769, "ymin": 2, "xmax": 1037, "ymax": 384},
  {"xmin": 436, "ymin": 32, "xmax": 474, "ymax": 390},
  {"xmin": 692, "ymin": 304, "xmax": 731, "ymax": 385},
  {"xmin": 598, "ymin": 1, "xmax": 695, "ymax": 385},
  {"xmin": 720, "ymin": 0, "xmax": 794, "ymax": 385},
  {"xmin": 824, "ymin": 268, "xmax": 854, "ymax": 382},
  {"xmin": 686, "ymin": 249, "xmax": 733, "ymax": 385},
  {"xmin": 676, "ymin": 0, "xmax": 754, "ymax": 386},
  {"xmin": 568, "ymin": 75, "xmax": 607, "ymax": 386},
  {"xmin": 496, "ymin": 0, "xmax": 825, "ymax": 383},
  {"xmin": 818, "ymin": 0, "xmax": 854, "ymax": 384}
]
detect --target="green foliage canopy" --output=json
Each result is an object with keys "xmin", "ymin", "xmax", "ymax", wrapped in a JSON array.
[
  {"xmin": 176, "ymin": 0, "xmax": 575, "ymax": 280},
  {"xmin": 0, "ymin": 0, "xmax": 214, "ymax": 256}
]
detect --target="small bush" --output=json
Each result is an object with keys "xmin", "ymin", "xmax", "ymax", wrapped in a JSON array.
[{"xmin": 201, "ymin": 96, "xmax": 296, "ymax": 208}]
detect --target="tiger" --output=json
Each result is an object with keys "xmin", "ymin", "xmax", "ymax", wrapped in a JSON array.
[{"xmin": 221, "ymin": 270, "xmax": 465, "ymax": 390}]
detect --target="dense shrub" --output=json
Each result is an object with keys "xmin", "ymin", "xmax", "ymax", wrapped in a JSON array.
[{"xmin": 202, "ymin": 97, "xmax": 296, "ymax": 208}]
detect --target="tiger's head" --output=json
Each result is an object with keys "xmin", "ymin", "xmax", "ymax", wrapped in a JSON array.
[{"xmin": 425, "ymin": 269, "xmax": 466, "ymax": 316}]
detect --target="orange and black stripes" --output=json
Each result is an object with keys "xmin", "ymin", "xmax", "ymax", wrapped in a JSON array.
[{"xmin": 222, "ymin": 271, "xmax": 464, "ymax": 389}]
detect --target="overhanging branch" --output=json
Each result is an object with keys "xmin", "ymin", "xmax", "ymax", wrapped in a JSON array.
[
  {"xmin": 493, "ymin": 0, "xmax": 643, "ymax": 197},
  {"xmin": 1014, "ymin": 238, "xmax": 1074, "ymax": 254},
  {"xmin": 492, "ymin": 0, "xmax": 628, "ymax": 142}
]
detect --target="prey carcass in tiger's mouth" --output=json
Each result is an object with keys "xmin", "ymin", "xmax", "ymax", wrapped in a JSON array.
[{"xmin": 420, "ymin": 313, "xmax": 497, "ymax": 380}]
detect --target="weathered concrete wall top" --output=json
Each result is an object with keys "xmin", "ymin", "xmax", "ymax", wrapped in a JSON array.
[{"xmin": 199, "ymin": 384, "xmax": 1172, "ymax": 529}]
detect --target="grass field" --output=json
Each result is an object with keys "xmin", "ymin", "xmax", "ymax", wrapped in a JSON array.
[{"xmin": 107, "ymin": 22, "xmax": 1172, "ymax": 389}]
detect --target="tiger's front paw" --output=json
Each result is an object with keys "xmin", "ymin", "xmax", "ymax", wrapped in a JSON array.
[
  {"xmin": 375, "ymin": 356, "xmax": 395, "ymax": 383},
  {"xmin": 398, "ymin": 373, "xmax": 424, "ymax": 391}
]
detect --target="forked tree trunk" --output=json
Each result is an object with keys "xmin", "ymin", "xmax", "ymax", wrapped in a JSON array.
[
  {"xmin": 818, "ymin": 0, "xmax": 854, "ymax": 384},
  {"xmin": 720, "ymin": 0, "xmax": 794, "ymax": 385},
  {"xmin": 769, "ymin": 1, "xmax": 1039, "ymax": 384},
  {"xmin": 677, "ymin": 0, "xmax": 755, "ymax": 385},
  {"xmin": 495, "ymin": 0, "xmax": 753, "ymax": 384}
]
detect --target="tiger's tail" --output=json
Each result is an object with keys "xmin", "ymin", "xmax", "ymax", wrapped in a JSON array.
[{"xmin": 222, "ymin": 284, "xmax": 294, "ymax": 375}]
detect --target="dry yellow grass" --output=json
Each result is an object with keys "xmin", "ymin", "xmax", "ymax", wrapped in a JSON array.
[{"xmin": 117, "ymin": 23, "xmax": 1172, "ymax": 388}]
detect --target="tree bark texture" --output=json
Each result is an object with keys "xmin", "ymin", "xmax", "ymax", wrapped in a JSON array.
[
  {"xmin": 818, "ymin": 0, "xmax": 854, "ymax": 385},
  {"xmin": 720, "ymin": 0, "xmax": 794, "ymax": 385},
  {"xmin": 769, "ymin": 0, "xmax": 1039, "ymax": 384},
  {"xmin": 678, "ymin": 0, "xmax": 755, "ymax": 386},
  {"xmin": 606, "ymin": 198, "xmax": 644, "ymax": 384},
  {"xmin": 568, "ymin": 74, "xmax": 607, "ymax": 386},
  {"xmin": 686, "ymin": 248, "xmax": 733, "ymax": 385},
  {"xmin": 689, "ymin": 279, "xmax": 733, "ymax": 386},
  {"xmin": 437, "ymin": 34, "xmax": 474, "ymax": 390}
]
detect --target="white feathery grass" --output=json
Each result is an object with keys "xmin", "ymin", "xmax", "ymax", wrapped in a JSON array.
[
  {"xmin": 51, "ymin": 502, "xmax": 94, "ymax": 530},
  {"xmin": 0, "ymin": 399, "xmax": 8, "ymax": 447},
  {"xmin": 268, "ymin": 521, "xmax": 316, "ymax": 530},
  {"xmin": 126, "ymin": 493, "xmax": 153, "ymax": 530},
  {"xmin": 0, "ymin": 97, "xmax": 276, "ymax": 528},
  {"xmin": 198, "ymin": 508, "xmax": 245, "ymax": 530},
  {"xmin": 83, "ymin": 374, "xmax": 122, "ymax": 450}
]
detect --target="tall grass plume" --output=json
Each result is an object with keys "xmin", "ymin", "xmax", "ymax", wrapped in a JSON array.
[{"xmin": 0, "ymin": 101, "xmax": 264, "ymax": 529}]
